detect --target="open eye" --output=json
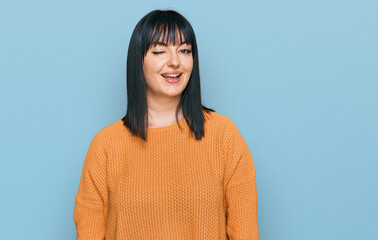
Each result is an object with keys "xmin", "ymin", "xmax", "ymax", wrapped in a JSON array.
[{"xmin": 181, "ymin": 49, "xmax": 192, "ymax": 54}]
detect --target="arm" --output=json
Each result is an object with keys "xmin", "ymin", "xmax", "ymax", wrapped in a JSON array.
[
  {"xmin": 223, "ymin": 117, "xmax": 259, "ymax": 240},
  {"xmin": 73, "ymin": 133, "xmax": 108, "ymax": 240}
]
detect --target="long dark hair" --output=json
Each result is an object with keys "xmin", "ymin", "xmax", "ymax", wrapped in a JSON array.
[{"xmin": 122, "ymin": 9, "xmax": 215, "ymax": 141}]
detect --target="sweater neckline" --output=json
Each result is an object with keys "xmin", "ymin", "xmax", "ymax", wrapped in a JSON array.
[{"xmin": 147, "ymin": 117, "xmax": 187, "ymax": 133}]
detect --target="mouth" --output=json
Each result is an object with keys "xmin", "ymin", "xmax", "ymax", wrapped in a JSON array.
[{"xmin": 161, "ymin": 73, "xmax": 183, "ymax": 83}]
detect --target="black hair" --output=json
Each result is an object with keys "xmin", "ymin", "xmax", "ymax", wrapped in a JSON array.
[{"xmin": 122, "ymin": 9, "xmax": 215, "ymax": 141}]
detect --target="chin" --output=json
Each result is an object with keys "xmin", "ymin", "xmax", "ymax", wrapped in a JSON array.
[{"xmin": 164, "ymin": 92, "xmax": 183, "ymax": 98}]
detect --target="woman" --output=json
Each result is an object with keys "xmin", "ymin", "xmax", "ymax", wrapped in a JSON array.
[{"xmin": 73, "ymin": 9, "xmax": 259, "ymax": 240}]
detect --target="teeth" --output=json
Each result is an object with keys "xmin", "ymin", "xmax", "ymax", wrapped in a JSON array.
[{"xmin": 162, "ymin": 74, "xmax": 181, "ymax": 78}]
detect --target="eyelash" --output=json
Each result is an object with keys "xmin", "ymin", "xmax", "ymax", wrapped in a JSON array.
[
  {"xmin": 152, "ymin": 49, "xmax": 192, "ymax": 55},
  {"xmin": 181, "ymin": 49, "xmax": 192, "ymax": 54}
]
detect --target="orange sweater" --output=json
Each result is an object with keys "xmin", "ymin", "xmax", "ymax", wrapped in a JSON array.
[{"xmin": 73, "ymin": 111, "xmax": 258, "ymax": 239}]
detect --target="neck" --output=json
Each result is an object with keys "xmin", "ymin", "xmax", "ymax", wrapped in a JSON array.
[{"xmin": 146, "ymin": 94, "xmax": 183, "ymax": 127}]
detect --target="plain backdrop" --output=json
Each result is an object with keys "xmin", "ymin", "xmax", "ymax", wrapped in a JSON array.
[{"xmin": 0, "ymin": 0, "xmax": 377, "ymax": 239}]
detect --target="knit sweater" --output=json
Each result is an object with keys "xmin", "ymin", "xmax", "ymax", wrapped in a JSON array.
[{"xmin": 73, "ymin": 111, "xmax": 259, "ymax": 239}]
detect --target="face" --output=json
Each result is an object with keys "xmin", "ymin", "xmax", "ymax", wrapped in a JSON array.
[{"xmin": 142, "ymin": 36, "xmax": 193, "ymax": 100}]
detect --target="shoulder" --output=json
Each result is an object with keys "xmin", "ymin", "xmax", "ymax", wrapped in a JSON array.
[
  {"xmin": 210, "ymin": 112, "xmax": 248, "ymax": 153},
  {"xmin": 88, "ymin": 119, "xmax": 127, "ymax": 152},
  {"xmin": 203, "ymin": 110, "xmax": 233, "ymax": 129},
  {"xmin": 204, "ymin": 110, "xmax": 240, "ymax": 134},
  {"xmin": 202, "ymin": 111, "xmax": 246, "ymax": 146}
]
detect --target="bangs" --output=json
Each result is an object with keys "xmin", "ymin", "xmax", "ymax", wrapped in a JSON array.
[
  {"xmin": 144, "ymin": 18, "xmax": 195, "ymax": 53},
  {"xmin": 149, "ymin": 24, "xmax": 187, "ymax": 46}
]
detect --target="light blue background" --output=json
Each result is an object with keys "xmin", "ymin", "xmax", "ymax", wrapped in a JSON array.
[{"xmin": 0, "ymin": 0, "xmax": 377, "ymax": 239}]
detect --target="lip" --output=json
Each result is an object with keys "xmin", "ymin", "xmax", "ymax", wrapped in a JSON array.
[
  {"xmin": 161, "ymin": 73, "xmax": 183, "ymax": 83},
  {"xmin": 161, "ymin": 71, "xmax": 183, "ymax": 75}
]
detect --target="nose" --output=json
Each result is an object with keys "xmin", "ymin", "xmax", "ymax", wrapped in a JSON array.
[{"xmin": 167, "ymin": 50, "xmax": 180, "ymax": 68}]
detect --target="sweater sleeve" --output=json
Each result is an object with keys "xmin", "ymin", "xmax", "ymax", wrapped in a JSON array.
[
  {"xmin": 222, "ymin": 116, "xmax": 259, "ymax": 240},
  {"xmin": 73, "ymin": 133, "xmax": 108, "ymax": 240}
]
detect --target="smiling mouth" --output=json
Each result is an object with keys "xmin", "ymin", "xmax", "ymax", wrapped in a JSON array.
[
  {"xmin": 161, "ymin": 73, "xmax": 183, "ymax": 78},
  {"xmin": 161, "ymin": 73, "xmax": 183, "ymax": 83}
]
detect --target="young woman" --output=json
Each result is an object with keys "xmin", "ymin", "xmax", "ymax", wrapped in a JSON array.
[{"xmin": 73, "ymin": 9, "xmax": 259, "ymax": 240}]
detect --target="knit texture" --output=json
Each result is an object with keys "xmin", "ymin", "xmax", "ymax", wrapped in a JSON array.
[{"xmin": 73, "ymin": 111, "xmax": 258, "ymax": 239}]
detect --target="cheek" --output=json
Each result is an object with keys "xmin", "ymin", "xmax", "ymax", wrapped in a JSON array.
[
  {"xmin": 184, "ymin": 58, "xmax": 194, "ymax": 72},
  {"xmin": 143, "ymin": 60, "xmax": 159, "ymax": 77}
]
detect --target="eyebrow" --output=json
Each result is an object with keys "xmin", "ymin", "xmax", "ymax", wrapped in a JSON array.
[{"xmin": 153, "ymin": 40, "xmax": 191, "ymax": 46}]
